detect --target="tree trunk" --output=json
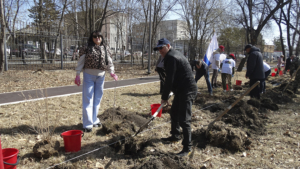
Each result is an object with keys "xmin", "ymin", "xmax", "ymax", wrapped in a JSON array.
[{"xmin": 0, "ymin": 0, "xmax": 5, "ymax": 73}]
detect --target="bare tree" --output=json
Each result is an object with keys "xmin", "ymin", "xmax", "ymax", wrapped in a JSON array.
[
  {"xmin": 179, "ymin": 0, "xmax": 224, "ymax": 61},
  {"xmin": 0, "ymin": 0, "xmax": 5, "ymax": 73},
  {"xmin": 235, "ymin": 0, "xmax": 292, "ymax": 45}
]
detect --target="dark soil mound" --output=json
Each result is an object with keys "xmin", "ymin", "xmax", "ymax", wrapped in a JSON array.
[
  {"xmin": 206, "ymin": 122, "xmax": 251, "ymax": 152},
  {"xmin": 221, "ymin": 100, "xmax": 266, "ymax": 135},
  {"xmin": 247, "ymin": 98, "xmax": 279, "ymax": 111},
  {"xmin": 99, "ymin": 107, "xmax": 149, "ymax": 134},
  {"xmin": 133, "ymin": 152, "xmax": 196, "ymax": 169},
  {"xmin": 99, "ymin": 107, "xmax": 151, "ymax": 155},
  {"xmin": 33, "ymin": 140, "xmax": 60, "ymax": 159},
  {"xmin": 262, "ymin": 89, "xmax": 294, "ymax": 104}
]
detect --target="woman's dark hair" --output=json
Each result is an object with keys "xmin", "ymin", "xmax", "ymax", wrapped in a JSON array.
[{"xmin": 87, "ymin": 30, "xmax": 105, "ymax": 46}]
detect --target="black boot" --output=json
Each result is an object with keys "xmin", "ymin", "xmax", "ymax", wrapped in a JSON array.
[{"xmin": 176, "ymin": 147, "xmax": 191, "ymax": 157}]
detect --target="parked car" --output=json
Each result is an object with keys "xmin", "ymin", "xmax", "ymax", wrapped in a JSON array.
[{"xmin": 11, "ymin": 44, "xmax": 41, "ymax": 56}]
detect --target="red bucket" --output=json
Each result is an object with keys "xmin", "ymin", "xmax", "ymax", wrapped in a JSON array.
[
  {"xmin": 275, "ymin": 68, "xmax": 278, "ymax": 72},
  {"xmin": 150, "ymin": 104, "xmax": 162, "ymax": 117},
  {"xmin": 236, "ymin": 80, "xmax": 242, "ymax": 86},
  {"xmin": 2, "ymin": 148, "xmax": 19, "ymax": 169},
  {"xmin": 61, "ymin": 130, "xmax": 84, "ymax": 152},
  {"xmin": 271, "ymin": 73, "xmax": 276, "ymax": 77},
  {"xmin": 279, "ymin": 70, "xmax": 283, "ymax": 76},
  {"xmin": 226, "ymin": 84, "xmax": 229, "ymax": 91}
]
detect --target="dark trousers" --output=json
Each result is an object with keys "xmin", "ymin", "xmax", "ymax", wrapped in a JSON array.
[
  {"xmin": 221, "ymin": 73, "xmax": 232, "ymax": 90},
  {"xmin": 250, "ymin": 79, "xmax": 264, "ymax": 99},
  {"xmin": 170, "ymin": 89, "xmax": 197, "ymax": 150},
  {"xmin": 156, "ymin": 67, "xmax": 166, "ymax": 93},
  {"xmin": 195, "ymin": 71, "xmax": 212, "ymax": 93},
  {"xmin": 211, "ymin": 69, "xmax": 219, "ymax": 87},
  {"xmin": 260, "ymin": 70, "xmax": 271, "ymax": 93}
]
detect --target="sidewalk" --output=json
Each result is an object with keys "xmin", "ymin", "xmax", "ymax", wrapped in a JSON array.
[{"xmin": 0, "ymin": 76, "xmax": 160, "ymax": 106}]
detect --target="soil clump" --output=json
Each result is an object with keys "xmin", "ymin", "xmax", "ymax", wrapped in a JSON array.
[
  {"xmin": 208, "ymin": 121, "xmax": 250, "ymax": 152},
  {"xmin": 33, "ymin": 140, "xmax": 60, "ymax": 159},
  {"xmin": 99, "ymin": 107, "xmax": 151, "ymax": 155}
]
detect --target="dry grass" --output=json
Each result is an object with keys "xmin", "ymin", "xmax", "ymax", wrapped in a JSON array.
[
  {"xmin": 0, "ymin": 65, "xmax": 300, "ymax": 168},
  {"xmin": 0, "ymin": 64, "xmax": 157, "ymax": 93}
]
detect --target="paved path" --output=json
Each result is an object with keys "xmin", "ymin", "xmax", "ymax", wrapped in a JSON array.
[{"xmin": 0, "ymin": 76, "xmax": 160, "ymax": 106}]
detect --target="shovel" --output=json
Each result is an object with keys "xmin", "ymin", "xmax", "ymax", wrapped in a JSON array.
[
  {"xmin": 206, "ymin": 81, "xmax": 260, "ymax": 136},
  {"xmin": 133, "ymin": 92, "xmax": 174, "ymax": 137}
]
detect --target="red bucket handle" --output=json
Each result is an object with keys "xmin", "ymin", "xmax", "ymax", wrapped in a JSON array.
[
  {"xmin": 60, "ymin": 132, "xmax": 84, "ymax": 138},
  {"xmin": 3, "ymin": 156, "xmax": 20, "ymax": 166}
]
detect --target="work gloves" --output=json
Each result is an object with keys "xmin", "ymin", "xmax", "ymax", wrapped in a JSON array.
[
  {"xmin": 218, "ymin": 69, "xmax": 221, "ymax": 73},
  {"xmin": 110, "ymin": 73, "xmax": 118, "ymax": 81},
  {"xmin": 75, "ymin": 75, "xmax": 80, "ymax": 86},
  {"xmin": 232, "ymin": 74, "xmax": 234, "ymax": 77}
]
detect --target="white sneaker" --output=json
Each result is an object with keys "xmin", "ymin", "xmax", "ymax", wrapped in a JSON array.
[{"xmin": 230, "ymin": 89, "xmax": 233, "ymax": 91}]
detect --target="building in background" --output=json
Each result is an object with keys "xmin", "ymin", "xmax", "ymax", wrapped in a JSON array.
[{"xmin": 132, "ymin": 20, "xmax": 189, "ymax": 55}]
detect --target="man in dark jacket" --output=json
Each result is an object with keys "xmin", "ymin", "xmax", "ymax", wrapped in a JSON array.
[
  {"xmin": 195, "ymin": 60, "xmax": 213, "ymax": 95},
  {"xmin": 285, "ymin": 55, "xmax": 297, "ymax": 76},
  {"xmin": 154, "ymin": 38, "xmax": 197, "ymax": 157},
  {"xmin": 244, "ymin": 44, "xmax": 265, "ymax": 99}
]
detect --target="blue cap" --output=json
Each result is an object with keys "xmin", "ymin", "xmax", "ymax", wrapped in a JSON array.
[{"xmin": 153, "ymin": 38, "xmax": 170, "ymax": 51}]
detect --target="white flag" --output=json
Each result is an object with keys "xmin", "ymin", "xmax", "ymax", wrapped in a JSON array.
[{"xmin": 204, "ymin": 33, "xmax": 218, "ymax": 66}]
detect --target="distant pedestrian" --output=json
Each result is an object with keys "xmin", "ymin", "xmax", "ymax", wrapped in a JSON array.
[
  {"xmin": 195, "ymin": 60, "xmax": 213, "ymax": 96},
  {"xmin": 221, "ymin": 54, "xmax": 236, "ymax": 92},
  {"xmin": 290, "ymin": 57, "xmax": 300, "ymax": 93},
  {"xmin": 276, "ymin": 55, "xmax": 284, "ymax": 75},
  {"xmin": 290, "ymin": 56, "xmax": 299, "ymax": 78},
  {"xmin": 261, "ymin": 62, "xmax": 271, "ymax": 94},
  {"xmin": 285, "ymin": 55, "xmax": 297, "ymax": 76},
  {"xmin": 244, "ymin": 44, "xmax": 265, "ymax": 99},
  {"xmin": 211, "ymin": 45, "xmax": 225, "ymax": 88}
]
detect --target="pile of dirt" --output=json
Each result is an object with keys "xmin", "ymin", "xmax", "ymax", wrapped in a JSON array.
[
  {"xmin": 206, "ymin": 121, "xmax": 251, "ymax": 152},
  {"xmin": 133, "ymin": 152, "xmax": 196, "ymax": 169},
  {"xmin": 99, "ymin": 107, "xmax": 148, "ymax": 134},
  {"xmin": 221, "ymin": 99, "xmax": 266, "ymax": 135},
  {"xmin": 192, "ymin": 122, "xmax": 251, "ymax": 153},
  {"xmin": 275, "ymin": 82, "xmax": 298, "ymax": 96},
  {"xmin": 99, "ymin": 107, "xmax": 150, "ymax": 155},
  {"xmin": 262, "ymin": 89, "xmax": 294, "ymax": 104},
  {"xmin": 247, "ymin": 98, "xmax": 279, "ymax": 111},
  {"xmin": 195, "ymin": 95, "xmax": 267, "ymax": 135},
  {"xmin": 33, "ymin": 140, "xmax": 60, "ymax": 159}
]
